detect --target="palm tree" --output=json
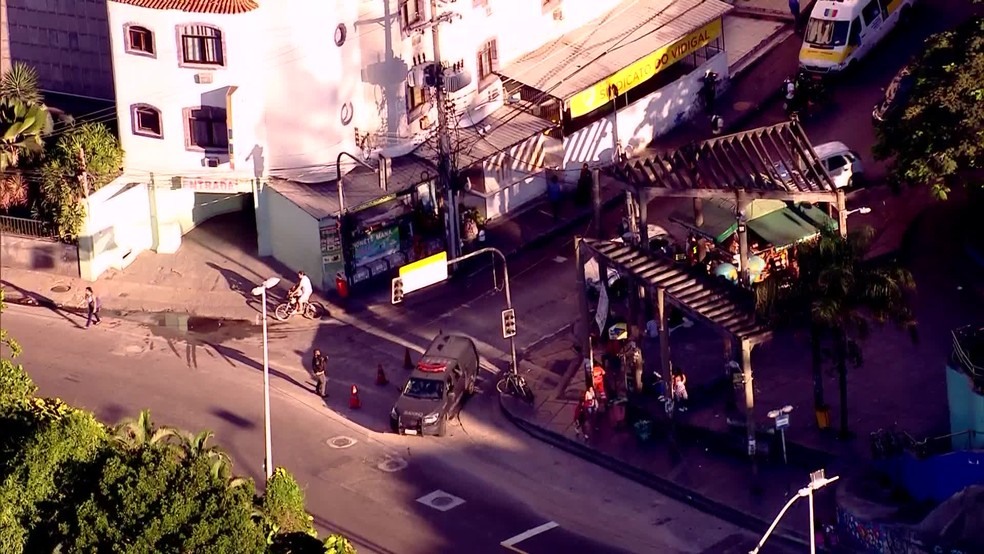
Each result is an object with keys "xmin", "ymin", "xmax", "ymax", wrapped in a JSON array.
[
  {"xmin": 0, "ymin": 97, "xmax": 48, "ymax": 172},
  {"xmin": 112, "ymin": 409, "xmax": 177, "ymax": 450},
  {"xmin": 0, "ymin": 62, "xmax": 43, "ymax": 106},
  {"xmin": 764, "ymin": 226, "xmax": 917, "ymax": 438},
  {"xmin": 173, "ymin": 429, "xmax": 243, "ymax": 485}
]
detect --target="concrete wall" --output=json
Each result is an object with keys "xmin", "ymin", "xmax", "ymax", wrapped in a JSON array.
[
  {"xmin": 0, "ymin": 234, "xmax": 80, "ymax": 277},
  {"xmin": 80, "ymin": 180, "xmax": 154, "ymax": 281},
  {"xmin": 264, "ymin": 187, "xmax": 322, "ymax": 289},
  {"xmin": 1, "ymin": 0, "xmax": 113, "ymax": 100},
  {"xmin": 562, "ymin": 52, "xmax": 729, "ymax": 169}
]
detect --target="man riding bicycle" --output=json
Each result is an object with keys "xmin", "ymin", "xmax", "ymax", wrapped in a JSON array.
[{"xmin": 289, "ymin": 270, "xmax": 313, "ymax": 314}]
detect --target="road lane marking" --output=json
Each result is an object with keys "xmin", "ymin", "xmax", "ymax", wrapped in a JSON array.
[
  {"xmin": 416, "ymin": 490, "xmax": 465, "ymax": 511},
  {"xmin": 500, "ymin": 521, "xmax": 559, "ymax": 552}
]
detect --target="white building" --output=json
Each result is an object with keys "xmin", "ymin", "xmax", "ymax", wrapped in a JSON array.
[{"xmin": 84, "ymin": 0, "xmax": 733, "ymax": 289}]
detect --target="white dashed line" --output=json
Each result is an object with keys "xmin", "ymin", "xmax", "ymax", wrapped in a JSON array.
[{"xmin": 500, "ymin": 521, "xmax": 560, "ymax": 553}]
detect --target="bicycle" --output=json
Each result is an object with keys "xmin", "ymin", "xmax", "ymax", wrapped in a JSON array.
[
  {"xmin": 273, "ymin": 297, "xmax": 326, "ymax": 321},
  {"xmin": 497, "ymin": 371, "xmax": 534, "ymax": 405}
]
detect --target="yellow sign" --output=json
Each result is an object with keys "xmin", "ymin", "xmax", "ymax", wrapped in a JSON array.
[
  {"xmin": 399, "ymin": 251, "xmax": 449, "ymax": 293},
  {"xmin": 567, "ymin": 18, "xmax": 723, "ymax": 118}
]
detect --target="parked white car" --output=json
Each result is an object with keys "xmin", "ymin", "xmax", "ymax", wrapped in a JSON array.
[{"xmin": 813, "ymin": 141, "xmax": 865, "ymax": 189}]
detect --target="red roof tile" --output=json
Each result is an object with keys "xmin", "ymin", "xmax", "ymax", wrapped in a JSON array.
[{"xmin": 110, "ymin": 0, "xmax": 259, "ymax": 14}]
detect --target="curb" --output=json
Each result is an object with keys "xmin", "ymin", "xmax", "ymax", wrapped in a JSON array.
[{"xmin": 497, "ymin": 393, "xmax": 811, "ymax": 551}]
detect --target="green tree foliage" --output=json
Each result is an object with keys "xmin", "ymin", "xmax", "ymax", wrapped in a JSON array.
[
  {"xmin": 874, "ymin": 16, "xmax": 984, "ymax": 199},
  {"xmin": 34, "ymin": 121, "xmax": 123, "ymax": 240},
  {"xmin": 262, "ymin": 467, "xmax": 317, "ymax": 536},
  {"xmin": 0, "ymin": 290, "xmax": 34, "ymax": 409},
  {"xmin": 0, "ymin": 398, "xmax": 107, "ymax": 554},
  {"xmin": 758, "ymin": 227, "xmax": 916, "ymax": 437},
  {"xmin": 56, "ymin": 445, "xmax": 266, "ymax": 554},
  {"xmin": 0, "ymin": 97, "xmax": 48, "ymax": 172}
]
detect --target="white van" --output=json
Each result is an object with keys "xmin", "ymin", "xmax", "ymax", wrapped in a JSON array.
[
  {"xmin": 811, "ymin": 141, "xmax": 865, "ymax": 189},
  {"xmin": 799, "ymin": 0, "xmax": 917, "ymax": 74}
]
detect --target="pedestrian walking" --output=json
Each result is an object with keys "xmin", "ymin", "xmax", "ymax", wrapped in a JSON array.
[
  {"xmin": 574, "ymin": 386, "xmax": 598, "ymax": 439},
  {"xmin": 81, "ymin": 287, "xmax": 101, "ymax": 328},
  {"xmin": 312, "ymin": 348, "xmax": 328, "ymax": 397},
  {"xmin": 710, "ymin": 114, "xmax": 724, "ymax": 135},
  {"xmin": 546, "ymin": 174, "xmax": 563, "ymax": 221},
  {"xmin": 789, "ymin": 0, "xmax": 801, "ymax": 30}
]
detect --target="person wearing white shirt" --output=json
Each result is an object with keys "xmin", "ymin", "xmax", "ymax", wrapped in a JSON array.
[{"xmin": 295, "ymin": 270, "xmax": 313, "ymax": 313}]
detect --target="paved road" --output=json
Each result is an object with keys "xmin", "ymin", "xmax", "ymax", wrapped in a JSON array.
[{"xmin": 4, "ymin": 304, "xmax": 795, "ymax": 554}]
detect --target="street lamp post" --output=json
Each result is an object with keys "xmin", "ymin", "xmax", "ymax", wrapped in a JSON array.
[
  {"xmin": 767, "ymin": 404, "xmax": 794, "ymax": 465},
  {"xmin": 251, "ymin": 277, "xmax": 280, "ymax": 480},
  {"xmin": 749, "ymin": 469, "xmax": 840, "ymax": 554},
  {"xmin": 335, "ymin": 151, "xmax": 378, "ymax": 214}
]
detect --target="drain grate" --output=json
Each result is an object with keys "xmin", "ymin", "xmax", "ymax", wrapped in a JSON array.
[
  {"xmin": 50, "ymin": 285, "xmax": 71, "ymax": 293},
  {"xmin": 327, "ymin": 436, "xmax": 357, "ymax": 449}
]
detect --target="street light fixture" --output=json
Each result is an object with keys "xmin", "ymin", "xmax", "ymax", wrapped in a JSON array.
[
  {"xmin": 251, "ymin": 276, "xmax": 280, "ymax": 479},
  {"xmin": 750, "ymin": 469, "xmax": 840, "ymax": 554},
  {"xmin": 767, "ymin": 404, "xmax": 794, "ymax": 465},
  {"xmin": 845, "ymin": 206, "xmax": 872, "ymax": 216}
]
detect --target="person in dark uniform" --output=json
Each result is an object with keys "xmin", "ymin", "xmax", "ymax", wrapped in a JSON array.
[{"xmin": 312, "ymin": 348, "xmax": 328, "ymax": 397}]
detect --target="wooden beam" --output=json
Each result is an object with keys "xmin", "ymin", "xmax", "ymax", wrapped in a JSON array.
[
  {"xmin": 641, "ymin": 188, "xmax": 838, "ymax": 202},
  {"xmin": 837, "ymin": 188, "xmax": 848, "ymax": 237},
  {"xmin": 656, "ymin": 287, "xmax": 672, "ymax": 392}
]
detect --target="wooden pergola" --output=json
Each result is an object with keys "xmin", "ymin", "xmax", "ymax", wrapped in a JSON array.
[{"xmin": 577, "ymin": 120, "xmax": 843, "ymax": 462}]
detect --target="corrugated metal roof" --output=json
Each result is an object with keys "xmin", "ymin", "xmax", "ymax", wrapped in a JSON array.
[
  {"xmin": 452, "ymin": 107, "xmax": 555, "ymax": 169},
  {"xmin": 110, "ymin": 0, "xmax": 259, "ymax": 13},
  {"xmin": 581, "ymin": 238, "xmax": 772, "ymax": 343},
  {"xmin": 497, "ymin": 0, "xmax": 732, "ymax": 100},
  {"xmin": 268, "ymin": 155, "xmax": 436, "ymax": 220}
]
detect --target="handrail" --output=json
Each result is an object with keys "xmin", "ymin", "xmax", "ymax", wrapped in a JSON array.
[{"xmin": 0, "ymin": 215, "xmax": 54, "ymax": 238}]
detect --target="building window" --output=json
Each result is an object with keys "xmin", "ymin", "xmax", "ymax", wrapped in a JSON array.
[
  {"xmin": 477, "ymin": 39, "xmax": 499, "ymax": 83},
  {"xmin": 131, "ymin": 104, "xmax": 163, "ymax": 138},
  {"xmin": 184, "ymin": 106, "xmax": 228, "ymax": 151},
  {"xmin": 400, "ymin": 0, "xmax": 425, "ymax": 31},
  {"xmin": 178, "ymin": 24, "xmax": 224, "ymax": 66},
  {"xmin": 125, "ymin": 25, "xmax": 155, "ymax": 56},
  {"xmin": 406, "ymin": 83, "xmax": 428, "ymax": 118}
]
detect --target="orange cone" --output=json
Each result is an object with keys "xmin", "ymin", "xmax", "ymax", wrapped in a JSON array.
[
  {"xmin": 404, "ymin": 347, "xmax": 414, "ymax": 370},
  {"xmin": 376, "ymin": 364, "xmax": 389, "ymax": 386},
  {"xmin": 349, "ymin": 384, "xmax": 361, "ymax": 409}
]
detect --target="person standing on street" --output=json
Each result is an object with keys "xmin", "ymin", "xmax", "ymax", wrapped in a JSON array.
[
  {"xmin": 575, "ymin": 163, "xmax": 592, "ymax": 206},
  {"xmin": 789, "ymin": 0, "xmax": 801, "ymax": 31},
  {"xmin": 82, "ymin": 287, "xmax": 101, "ymax": 328},
  {"xmin": 312, "ymin": 348, "xmax": 328, "ymax": 397}
]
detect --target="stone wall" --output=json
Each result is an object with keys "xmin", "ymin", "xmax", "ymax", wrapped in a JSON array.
[
  {"xmin": 0, "ymin": 234, "xmax": 80, "ymax": 277},
  {"xmin": 2, "ymin": 0, "xmax": 113, "ymax": 99}
]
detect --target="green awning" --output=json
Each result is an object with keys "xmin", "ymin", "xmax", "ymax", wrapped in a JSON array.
[
  {"xmin": 748, "ymin": 208, "xmax": 820, "ymax": 248},
  {"xmin": 793, "ymin": 203, "xmax": 838, "ymax": 232},
  {"xmin": 671, "ymin": 199, "xmax": 737, "ymax": 244}
]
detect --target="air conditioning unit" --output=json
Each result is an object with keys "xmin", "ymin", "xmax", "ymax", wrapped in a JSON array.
[
  {"xmin": 194, "ymin": 72, "xmax": 213, "ymax": 84},
  {"xmin": 419, "ymin": 116, "xmax": 431, "ymax": 130},
  {"xmin": 203, "ymin": 156, "xmax": 220, "ymax": 167},
  {"xmin": 552, "ymin": 8, "xmax": 564, "ymax": 21}
]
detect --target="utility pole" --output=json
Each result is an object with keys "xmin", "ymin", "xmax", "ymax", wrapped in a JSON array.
[{"xmin": 428, "ymin": 0, "xmax": 461, "ymax": 268}]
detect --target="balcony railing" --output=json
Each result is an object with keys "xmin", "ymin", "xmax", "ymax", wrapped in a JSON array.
[{"xmin": 0, "ymin": 215, "xmax": 55, "ymax": 239}]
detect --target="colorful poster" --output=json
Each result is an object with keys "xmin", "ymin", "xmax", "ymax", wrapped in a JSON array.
[{"xmin": 352, "ymin": 226, "xmax": 401, "ymax": 266}]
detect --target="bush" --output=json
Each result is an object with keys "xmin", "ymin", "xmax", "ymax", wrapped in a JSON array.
[{"xmin": 261, "ymin": 467, "xmax": 316, "ymax": 536}]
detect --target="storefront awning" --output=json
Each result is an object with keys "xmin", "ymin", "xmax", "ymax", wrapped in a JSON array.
[
  {"xmin": 497, "ymin": 0, "xmax": 732, "ymax": 118},
  {"xmin": 268, "ymin": 155, "xmax": 436, "ymax": 220},
  {"xmin": 747, "ymin": 209, "xmax": 822, "ymax": 247}
]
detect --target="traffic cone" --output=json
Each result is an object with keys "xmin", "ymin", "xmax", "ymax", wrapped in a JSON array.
[
  {"xmin": 375, "ymin": 364, "xmax": 389, "ymax": 386},
  {"xmin": 404, "ymin": 347, "xmax": 413, "ymax": 370},
  {"xmin": 349, "ymin": 384, "xmax": 361, "ymax": 409}
]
